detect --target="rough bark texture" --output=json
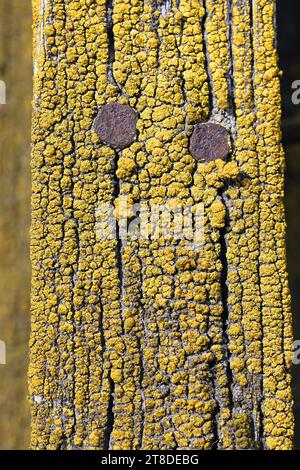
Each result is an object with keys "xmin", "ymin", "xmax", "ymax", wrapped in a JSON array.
[
  {"xmin": 0, "ymin": 0, "xmax": 32, "ymax": 449},
  {"xmin": 29, "ymin": 0, "xmax": 294, "ymax": 450}
]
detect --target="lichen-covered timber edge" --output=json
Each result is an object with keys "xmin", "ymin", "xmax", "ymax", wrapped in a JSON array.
[{"xmin": 29, "ymin": 0, "xmax": 294, "ymax": 450}]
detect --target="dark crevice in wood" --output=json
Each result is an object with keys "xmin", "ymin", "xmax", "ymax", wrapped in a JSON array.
[
  {"xmin": 137, "ymin": 335, "xmax": 145, "ymax": 448},
  {"xmin": 103, "ymin": 374, "xmax": 115, "ymax": 449},
  {"xmin": 227, "ymin": 0, "xmax": 236, "ymax": 120},
  {"xmin": 210, "ymin": 359, "xmax": 220, "ymax": 449},
  {"xmin": 219, "ymin": 189, "xmax": 234, "ymax": 415},
  {"xmin": 106, "ymin": 0, "xmax": 119, "ymax": 90},
  {"xmin": 201, "ymin": 0, "xmax": 213, "ymax": 118}
]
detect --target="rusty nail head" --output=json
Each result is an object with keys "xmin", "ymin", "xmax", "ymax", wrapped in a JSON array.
[
  {"xmin": 190, "ymin": 122, "xmax": 230, "ymax": 162},
  {"xmin": 94, "ymin": 102, "xmax": 138, "ymax": 149}
]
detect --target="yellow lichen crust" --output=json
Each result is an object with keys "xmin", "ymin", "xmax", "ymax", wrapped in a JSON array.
[
  {"xmin": 29, "ymin": 0, "xmax": 293, "ymax": 450},
  {"xmin": 0, "ymin": 0, "xmax": 32, "ymax": 449}
]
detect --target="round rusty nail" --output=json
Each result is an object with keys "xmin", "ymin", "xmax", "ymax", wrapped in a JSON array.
[
  {"xmin": 94, "ymin": 102, "xmax": 138, "ymax": 149},
  {"xmin": 189, "ymin": 122, "xmax": 230, "ymax": 162}
]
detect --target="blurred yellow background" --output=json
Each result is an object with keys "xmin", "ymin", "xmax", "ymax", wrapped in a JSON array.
[
  {"xmin": 0, "ymin": 0, "xmax": 299, "ymax": 450},
  {"xmin": 0, "ymin": 0, "xmax": 32, "ymax": 449}
]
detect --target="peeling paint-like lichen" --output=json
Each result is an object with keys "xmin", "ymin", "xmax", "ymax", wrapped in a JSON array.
[{"xmin": 29, "ymin": 0, "xmax": 293, "ymax": 450}]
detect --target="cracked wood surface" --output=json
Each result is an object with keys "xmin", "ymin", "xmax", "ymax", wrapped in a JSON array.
[{"xmin": 29, "ymin": 0, "xmax": 294, "ymax": 450}]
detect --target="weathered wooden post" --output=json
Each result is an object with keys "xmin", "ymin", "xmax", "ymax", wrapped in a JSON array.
[{"xmin": 29, "ymin": 0, "xmax": 294, "ymax": 449}]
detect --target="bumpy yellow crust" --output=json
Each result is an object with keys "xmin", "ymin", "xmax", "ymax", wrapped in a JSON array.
[
  {"xmin": 0, "ymin": 0, "xmax": 32, "ymax": 449},
  {"xmin": 29, "ymin": 0, "xmax": 293, "ymax": 450}
]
